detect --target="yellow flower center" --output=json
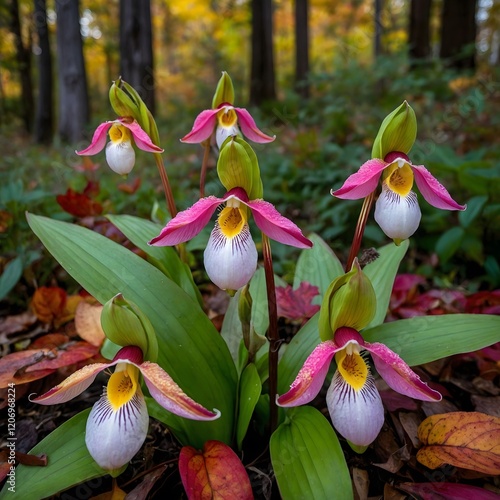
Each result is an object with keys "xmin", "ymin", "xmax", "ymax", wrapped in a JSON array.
[
  {"xmin": 108, "ymin": 124, "xmax": 132, "ymax": 144},
  {"xmin": 384, "ymin": 160, "xmax": 414, "ymax": 197},
  {"xmin": 335, "ymin": 344, "xmax": 368, "ymax": 392},
  {"xmin": 217, "ymin": 107, "xmax": 238, "ymax": 128},
  {"xmin": 217, "ymin": 202, "xmax": 247, "ymax": 238},
  {"xmin": 107, "ymin": 363, "xmax": 140, "ymax": 411}
]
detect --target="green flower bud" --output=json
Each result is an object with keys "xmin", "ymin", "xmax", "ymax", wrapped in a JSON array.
[
  {"xmin": 318, "ymin": 259, "xmax": 376, "ymax": 341},
  {"xmin": 217, "ymin": 136, "xmax": 263, "ymax": 200},
  {"xmin": 371, "ymin": 101, "xmax": 417, "ymax": 159},
  {"xmin": 101, "ymin": 294, "xmax": 158, "ymax": 362},
  {"xmin": 212, "ymin": 71, "xmax": 235, "ymax": 109}
]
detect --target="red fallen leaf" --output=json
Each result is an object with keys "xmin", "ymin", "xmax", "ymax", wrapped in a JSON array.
[
  {"xmin": 56, "ymin": 188, "xmax": 102, "ymax": 217},
  {"xmin": 276, "ymin": 282, "xmax": 320, "ymax": 322},
  {"xmin": 73, "ymin": 155, "xmax": 100, "ymax": 172},
  {"xmin": 83, "ymin": 180, "xmax": 100, "ymax": 198},
  {"xmin": 390, "ymin": 274, "xmax": 426, "ymax": 310},
  {"xmin": 398, "ymin": 482, "xmax": 500, "ymax": 500},
  {"xmin": 0, "ymin": 350, "xmax": 55, "ymax": 388},
  {"xmin": 379, "ymin": 388, "xmax": 418, "ymax": 412},
  {"xmin": 179, "ymin": 440, "xmax": 253, "ymax": 500},
  {"xmin": 417, "ymin": 411, "xmax": 500, "ymax": 475},
  {"xmin": 118, "ymin": 176, "xmax": 141, "ymax": 194},
  {"xmin": 465, "ymin": 290, "xmax": 500, "ymax": 314}
]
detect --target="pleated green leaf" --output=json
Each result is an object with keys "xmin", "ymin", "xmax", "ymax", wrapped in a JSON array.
[
  {"xmin": 106, "ymin": 214, "xmax": 203, "ymax": 307},
  {"xmin": 363, "ymin": 314, "xmax": 500, "ymax": 365},
  {"xmin": 363, "ymin": 239, "xmax": 409, "ymax": 328},
  {"xmin": 270, "ymin": 406, "xmax": 353, "ymax": 500},
  {"xmin": 0, "ymin": 410, "xmax": 105, "ymax": 500},
  {"xmin": 236, "ymin": 363, "xmax": 262, "ymax": 449},
  {"xmin": 27, "ymin": 213, "xmax": 237, "ymax": 448},
  {"xmin": 293, "ymin": 233, "xmax": 344, "ymax": 301}
]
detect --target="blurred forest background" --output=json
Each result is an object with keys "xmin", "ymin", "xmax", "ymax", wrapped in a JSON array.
[{"xmin": 1, "ymin": 0, "xmax": 500, "ymax": 308}]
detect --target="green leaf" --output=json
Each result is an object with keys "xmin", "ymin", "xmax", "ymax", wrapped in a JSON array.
[
  {"xmin": 364, "ymin": 239, "xmax": 409, "ymax": 328},
  {"xmin": 270, "ymin": 406, "xmax": 353, "ymax": 500},
  {"xmin": 458, "ymin": 195, "xmax": 488, "ymax": 228},
  {"xmin": 27, "ymin": 214, "xmax": 237, "ymax": 448},
  {"xmin": 106, "ymin": 214, "xmax": 203, "ymax": 307},
  {"xmin": 363, "ymin": 314, "xmax": 500, "ymax": 366},
  {"xmin": 293, "ymin": 233, "xmax": 344, "ymax": 302},
  {"xmin": 0, "ymin": 256, "xmax": 23, "ymax": 301},
  {"xmin": 236, "ymin": 363, "xmax": 262, "ymax": 450},
  {"xmin": 0, "ymin": 410, "xmax": 106, "ymax": 500},
  {"xmin": 435, "ymin": 227, "xmax": 465, "ymax": 264}
]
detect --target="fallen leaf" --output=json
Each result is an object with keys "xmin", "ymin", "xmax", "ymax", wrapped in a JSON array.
[
  {"xmin": 276, "ymin": 282, "xmax": 320, "ymax": 322},
  {"xmin": 75, "ymin": 300, "xmax": 105, "ymax": 346},
  {"xmin": 117, "ymin": 176, "xmax": 141, "ymax": 194},
  {"xmin": 0, "ymin": 350, "xmax": 56, "ymax": 388},
  {"xmin": 123, "ymin": 464, "xmax": 168, "ymax": 499},
  {"xmin": 399, "ymin": 412, "xmax": 421, "ymax": 448},
  {"xmin": 417, "ymin": 411, "xmax": 500, "ymax": 475},
  {"xmin": 471, "ymin": 395, "xmax": 500, "ymax": 418},
  {"xmin": 0, "ymin": 312, "xmax": 38, "ymax": 338},
  {"xmin": 398, "ymin": 481, "xmax": 500, "ymax": 499},
  {"xmin": 352, "ymin": 467, "xmax": 369, "ymax": 500},
  {"xmin": 56, "ymin": 187, "xmax": 102, "ymax": 218},
  {"xmin": 179, "ymin": 440, "xmax": 253, "ymax": 500},
  {"xmin": 31, "ymin": 287, "xmax": 67, "ymax": 324}
]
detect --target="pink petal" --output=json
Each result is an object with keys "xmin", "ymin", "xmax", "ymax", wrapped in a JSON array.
[
  {"xmin": 181, "ymin": 109, "xmax": 219, "ymax": 143},
  {"xmin": 140, "ymin": 361, "xmax": 220, "ymax": 420},
  {"xmin": 363, "ymin": 342, "xmax": 442, "ymax": 401},
  {"xmin": 31, "ymin": 362, "xmax": 112, "ymax": 404},
  {"xmin": 277, "ymin": 340, "xmax": 339, "ymax": 406},
  {"xmin": 331, "ymin": 158, "xmax": 387, "ymax": 200},
  {"xmin": 234, "ymin": 108, "xmax": 275, "ymax": 143},
  {"xmin": 121, "ymin": 119, "xmax": 163, "ymax": 153},
  {"xmin": 412, "ymin": 164, "xmax": 466, "ymax": 210},
  {"xmin": 149, "ymin": 196, "xmax": 224, "ymax": 246},
  {"xmin": 246, "ymin": 199, "xmax": 312, "ymax": 248},
  {"xmin": 76, "ymin": 122, "xmax": 113, "ymax": 156}
]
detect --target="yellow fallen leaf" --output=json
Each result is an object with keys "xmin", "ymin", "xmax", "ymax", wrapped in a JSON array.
[
  {"xmin": 74, "ymin": 300, "xmax": 105, "ymax": 347},
  {"xmin": 417, "ymin": 411, "xmax": 500, "ymax": 475}
]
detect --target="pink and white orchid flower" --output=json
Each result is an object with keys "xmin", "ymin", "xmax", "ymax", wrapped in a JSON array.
[
  {"xmin": 150, "ymin": 187, "xmax": 312, "ymax": 291},
  {"xmin": 181, "ymin": 103, "xmax": 275, "ymax": 149},
  {"xmin": 32, "ymin": 346, "xmax": 219, "ymax": 471},
  {"xmin": 277, "ymin": 327, "xmax": 441, "ymax": 447},
  {"xmin": 332, "ymin": 151, "xmax": 466, "ymax": 241},
  {"xmin": 76, "ymin": 118, "xmax": 163, "ymax": 175}
]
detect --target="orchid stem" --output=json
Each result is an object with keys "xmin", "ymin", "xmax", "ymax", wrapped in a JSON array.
[
  {"xmin": 199, "ymin": 140, "xmax": 211, "ymax": 198},
  {"xmin": 345, "ymin": 192, "xmax": 375, "ymax": 271},
  {"xmin": 154, "ymin": 153, "xmax": 177, "ymax": 219},
  {"xmin": 262, "ymin": 233, "xmax": 279, "ymax": 433}
]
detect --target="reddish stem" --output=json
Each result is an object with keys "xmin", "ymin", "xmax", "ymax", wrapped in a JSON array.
[
  {"xmin": 199, "ymin": 140, "xmax": 211, "ymax": 198},
  {"xmin": 154, "ymin": 153, "xmax": 177, "ymax": 218},
  {"xmin": 345, "ymin": 192, "xmax": 375, "ymax": 271}
]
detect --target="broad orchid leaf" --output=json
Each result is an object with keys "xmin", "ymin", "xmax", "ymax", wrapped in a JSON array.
[
  {"xmin": 270, "ymin": 406, "xmax": 353, "ymax": 500},
  {"xmin": 417, "ymin": 412, "xmax": 500, "ymax": 475},
  {"xmin": 0, "ymin": 256, "xmax": 23, "ymax": 301},
  {"xmin": 179, "ymin": 441, "xmax": 253, "ymax": 500},
  {"xmin": 106, "ymin": 214, "xmax": 203, "ymax": 307},
  {"xmin": 0, "ymin": 409, "xmax": 105, "ymax": 500},
  {"xmin": 293, "ymin": 232, "xmax": 344, "ymax": 302},
  {"xmin": 435, "ymin": 226, "xmax": 465, "ymax": 264},
  {"xmin": 364, "ymin": 239, "xmax": 409, "ymax": 328},
  {"xmin": 236, "ymin": 363, "xmax": 262, "ymax": 450},
  {"xmin": 27, "ymin": 213, "xmax": 237, "ymax": 448},
  {"xmin": 363, "ymin": 314, "xmax": 500, "ymax": 366}
]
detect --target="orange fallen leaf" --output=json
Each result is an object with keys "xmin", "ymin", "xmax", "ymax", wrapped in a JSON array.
[
  {"xmin": 179, "ymin": 440, "xmax": 253, "ymax": 500},
  {"xmin": 32, "ymin": 287, "xmax": 67, "ymax": 324},
  {"xmin": 74, "ymin": 300, "xmax": 105, "ymax": 346},
  {"xmin": 417, "ymin": 411, "xmax": 500, "ymax": 475}
]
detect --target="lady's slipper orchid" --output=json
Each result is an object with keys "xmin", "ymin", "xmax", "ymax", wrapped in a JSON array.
[
  {"xmin": 181, "ymin": 104, "xmax": 275, "ymax": 149},
  {"xmin": 332, "ymin": 151, "xmax": 466, "ymax": 242},
  {"xmin": 76, "ymin": 118, "xmax": 163, "ymax": 175},
  {"xmin": 277, "ymin": 327, "xmax": 441, "ymax": 447},
  {"xmin": 32, "ymin": 346, "xmax": 219, "ymax": 471},
  {"xmin": 150, "ymin": 187, "xmax": 312, "ymax": 291}
]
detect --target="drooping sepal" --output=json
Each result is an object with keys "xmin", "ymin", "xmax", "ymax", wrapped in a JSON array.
[
  {"xmin": 212, "ymin": 71, "xmax": 235, "ymax": 109},
  {"xmin": 101, "ymin": 294, "xmax": 158, "ymax": 362},
  {"xmin": 372, "ymin": 101, "xmax": 417, "ymax": 159}
]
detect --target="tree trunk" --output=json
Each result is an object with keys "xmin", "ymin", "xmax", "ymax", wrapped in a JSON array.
[
  {"xmin": 409, "ymin": 0, "xmax": 432, "ymax": 62},
  {"xmin": 374, "ymin": 0, "xmax": 383, "ymax": 58},
  {"xmin": 34, "ymin": 0, "xmax": 53, "ymax": 144},
  {"xmin": 10, "ymin": 0, "xmax": 34, "ymax": 133},
  {"xmin": 295, "ymin": 0, "xmax": 309, "ymax": 98},
  {"xmin": 440, "ymin": 0, "xmax": 477, "ymax": 70},
  {"xmin": 250, "ymin": 0, "xmax": 276, "ymax": 106},
  {"xmin": 56, "ymin": 0, "xmax": 89, "ymax": 143},
  {"xmin": 120, "ymin": 0, "xmax": 155, "ymax": 114}
]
